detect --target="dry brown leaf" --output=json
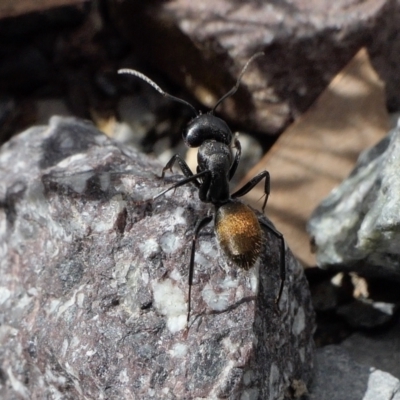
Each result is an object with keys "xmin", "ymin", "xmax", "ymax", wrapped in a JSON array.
[{"xmin": 239, "ymin": 47, "xmax": 389, "ymax": 267}]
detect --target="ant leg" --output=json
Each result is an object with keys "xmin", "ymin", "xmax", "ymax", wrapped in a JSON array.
[
  {"xmin": 231, "ymin": 170, "xmax": 270, "ymax": 213},
  {"xmin": 153, "ymin": 170, "xmax": 211, "ymax": 201},
  {"xmin": 228, "ymin": 138, "xmax": 242, "ymax": 181},
  {"xmin": 260, "ymin": 219, "xmax": 286, "ymax": 306},
  {"xmin": 161, "ymin": 154, "xmax": 200, "ymax": 188},
  {"xmin": 188, "ymin": 214, "xmax": 213, "ymax": 323}
]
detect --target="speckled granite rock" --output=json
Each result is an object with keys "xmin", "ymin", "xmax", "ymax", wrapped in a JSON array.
[
  {"xmin": 308, "ymin": 122, "xmax": 400, "ymax": 279},
  {"xmin": 0, "ymin": 116, "xmax": 314, "ymax": 399}
]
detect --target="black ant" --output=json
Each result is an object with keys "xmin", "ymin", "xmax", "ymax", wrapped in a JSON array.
[{"xmin": 118, "ymin": 53, "xmax": 285, "ymax": 324}]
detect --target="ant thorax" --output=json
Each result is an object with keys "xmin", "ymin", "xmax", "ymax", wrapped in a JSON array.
[{"xmin": 197, "ymin": 140, "xmax": 232, "ymax": 205}]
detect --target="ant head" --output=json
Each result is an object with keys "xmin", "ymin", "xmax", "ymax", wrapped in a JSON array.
[{"xmin": 183, "ymin": 114, "xmax": 232, "ymax": 147}]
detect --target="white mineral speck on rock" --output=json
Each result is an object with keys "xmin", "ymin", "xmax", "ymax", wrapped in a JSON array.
[
  {"xmin": 169, "ymin": 343, "xmax": 188, "ymax": 358},
  {"xmin": 249, "ymin": 262, "xmax": 259, "ymax": 293},
  {"xmin": 77, "ymin": 292, "xmax": 85, "ymax": 308},
  {"xmin": 86, "ymin": 349, "xmax": 96, "ymax": 357},
  {"xmin": 70, "ymin": 336, "xmax": 80, "ymax": 348},
  {"xmin": 0, "ymin": 287, "xmax": 11, "ymax": 305},
  {"xmin": 27, "ymin": 288, "xmax": 38, "ymax": 296},
  {"xmin": 99, "ymin": 173, "xmax": 110, "ymax": 191},
  {"xmin": 141, "ymin": 270, "xmax": 150, "ymax": 285},
  {"xmin": 0, "ymin": 209, "xmax": 6, "ymax": 236},
  {"xmin": 64, "ymin": 362, "xmax": 78, "ymax": 380},
  {"xmin": 202, "ymin": 283, "xmax": 230, "ymax": 311},
  {"xmin": 299, "ymin": 347, "xmax": 305, "ymax": 363},
  {"xmin": 48, "ymin": 299, "xmax": 61, "ymax": 314},
  {"xmin": 152, "ymin": 280, "xmax": 187, "ymax": 333},
  {"xmin": 159, "ymin": 231, "xmax": 182, "ymax": 254},
  {"xmin": 169, "ymin": 268, "xmax": 183, "ymax": 282},
  {"xmin": 293, "ymin": 308, "xmax": 306, "ymax": 335},
  {"xmin": 92, "ymin": 196, "xmax": 126, "ymax": 232},
  {"xmin": 171, "ymin": 207, "xmax": 186, "ymax": 225},
  {"xmin": 56, "ymin": 289, "xmax": 78, "ymax": 318},
  {"xmin": 139, "ymin": 238, "xmax": 159, "ymax": 259},
  {"xmin": 70, "ymin": 172, "xmax": 94, "ymax": 194},
  {"xmin": 62, "ymin": 339, "xmax": 68, "ymax": 358},
  {"xmin": 16, "ymin": 294, "xmax": 32, "ymax": 310},
  {"xmin": 193, "ymin": 251, "xmax": 208, "ymax": 268},
  {"xmin": 113, "ymin": 251, "xmax": 132, "ymax": 285},
  {"xmin": 220, "ymin": 276, "xmax": 239, "ymax": 289},
  {"xmin": 199, "ymin": 240, "xmax": 218, "ymax": 259},
  {"xmin": 119, "ymin": 369, "xmax": 129, "ymax": 384},
  {"xmin": 222, "ymin": 337, "xmax": 239, "ymax": 354},
  {"xmin": 56, "ymin": 153, "xmax": 87, "ymax": 168}
]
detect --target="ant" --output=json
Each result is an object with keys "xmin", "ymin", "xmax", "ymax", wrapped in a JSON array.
[{"xmin": 118, "ymin": 53, "xmax": 285, "ymax": 324}]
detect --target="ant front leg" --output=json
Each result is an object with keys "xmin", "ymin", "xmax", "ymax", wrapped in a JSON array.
[
  {"xmin": 153, "ymin": 170, "xmax": 210, "ymax": 201},
  {"xmin": 161, "ymin": 154, "xmax": 200, "ymax": 188},
  {"xmin": 187, "ymin": 214, "xmax": 213, "ymax": 323},
  {"xmin": 231, "ymin": 170, "xmax": 270, "ymax": 213}
]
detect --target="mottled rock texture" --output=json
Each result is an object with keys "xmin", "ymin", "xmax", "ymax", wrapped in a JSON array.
[
  {"xmin": 0, "ymin": 117, "xmax": 314, "ymax": 399},
  {"xmin": 308, "ymin": 122, "xmax": 400, "ymax": 279}
]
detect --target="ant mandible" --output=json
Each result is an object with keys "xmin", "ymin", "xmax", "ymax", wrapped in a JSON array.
[{"xmin": 118, "ymin": 53, "xmax": 286, "ymax": 323}]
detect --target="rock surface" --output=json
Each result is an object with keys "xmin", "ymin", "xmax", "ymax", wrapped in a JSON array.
[
  {"xmin": 309, "ymin": 345, "xmax": 400, "ymax": 400},
  {"xmin": 0, "ymin": 117, "xmax": 314, "ymax": 399},
  {"xmin": 308, "ymin": 122, "xmax": 400, "ymax": 279},
  {"xmin": 341, "ymin": 316, "xmax": 400, "ymax": 380}
]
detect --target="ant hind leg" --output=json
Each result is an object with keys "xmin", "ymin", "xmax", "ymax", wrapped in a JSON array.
[{"xmin": 260, "ymin": 218, "xmax": 286, "ymax": 307}]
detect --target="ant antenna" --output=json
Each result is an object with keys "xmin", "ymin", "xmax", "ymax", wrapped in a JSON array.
[
  {"xmin": 118, "ymin": 68, "xmax": 198, "ymax": 117},
  {"xmin": 211, "ymin": 52, "xmax": 264, "ymax": 114}
]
